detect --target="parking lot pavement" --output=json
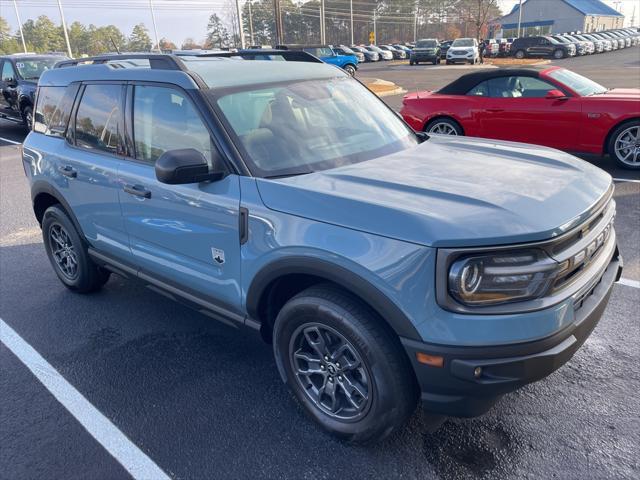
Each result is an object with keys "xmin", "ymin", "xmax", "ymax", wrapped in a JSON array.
[{"xmin": 2, "ymin": 111, "xmax": 640, "ymax": 480}]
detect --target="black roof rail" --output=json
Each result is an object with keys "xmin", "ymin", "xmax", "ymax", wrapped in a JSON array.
[
  {"xmin": 195, "ymin": 49, "xmax": 323, "ymax": 63},
  {"xmin": 54, "ymin": 53, "xmax": 188, "ymax": 71}
]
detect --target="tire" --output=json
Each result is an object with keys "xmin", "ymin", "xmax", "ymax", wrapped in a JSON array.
[
  {"xmin": 425, "ymin": 117, "xmax": 463, "ymax": 136},
  {"xmin": 42, "ymin": 205, "xmax": 111, "ymax": 293},
  {"xmin": 553, "ymin": 49, "xmax": 565, "ymax": 59},
  {"xmin": 409, "ymin": 60, "xmax": 414, "ymax": 66},
  {"xmin": 446, "ymin": 60, "xmax": 452, "ymax": 65},
  {"xmin": 608, "ymin": 120, "xmax": 640, "ymax": 169},
  {"xmin": 432, "ymin": 59, "xmax": 437, "ymax": 65},
  {"xmin": 273, "ymin": 284, "xmax": 418, "ymax": 444},
  {"xmin": 21, "ymin": 105, "xmax": 33, "ymax": 129},
  {"xmin": 514, "ymin": 49, "xmax": 525, "ymax": 59},
  {"xmin": 344, "ymin": 64, "xmax": 356, "ymax": 76}
]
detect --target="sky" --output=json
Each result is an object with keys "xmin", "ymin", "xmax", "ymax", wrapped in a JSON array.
[{"xmin": 1, "ymin": 0, "xmax": 637, "ymax": 47}]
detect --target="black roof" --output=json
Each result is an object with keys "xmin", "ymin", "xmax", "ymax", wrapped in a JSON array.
[
  {"xmin": 195, "ymin": 49, "xmax": 322, "ymax": 63},
  {"xmin": 438, "ymin": 67, "xmax": 548, "ymax": 95}
]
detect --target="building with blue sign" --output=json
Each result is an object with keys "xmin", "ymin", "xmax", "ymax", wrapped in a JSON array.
[{"xmin": 492, "ymin": 0, "xmax": 624, "ymax": 38}]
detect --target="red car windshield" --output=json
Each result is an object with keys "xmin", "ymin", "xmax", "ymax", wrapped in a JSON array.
[{"xmin": 547, "ymin": 69, "xmax": 608, "ymax": 97}]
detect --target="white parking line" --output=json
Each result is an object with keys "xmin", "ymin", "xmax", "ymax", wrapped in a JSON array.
[
  {"xmin": 618, "ymin": 278, "xmax": 640, "ymax": 289},
  {"xmin": 0, "ymin": 137, "xmax": 21, "ymax": 145},
  {"xmin": 0, "ymin": 318, "xmax": 171, "ymax": 480}
]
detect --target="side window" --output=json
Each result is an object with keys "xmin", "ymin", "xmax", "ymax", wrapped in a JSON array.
[
  {"xmin": 516, "ymin": 77, "xmax": 558, "ymax": 98},
  {"xmin": 2, "ymin": 61, "xmax": 16, "ymax": 82},
  {"xmin": 34, "ymin": 85, "xmax": 77, "ymax": 136},
  {"xmin": 487, "ymin": 76, "xmax": 522, "ymax": 98},
  {"xmin": 75, "ymin": 84, "xmax": 123, "ymax": 154},
  {"xmin": 467, "ymin": 80, "xmax": 490, "ymax": 96},
  {"xmin": 133, "ymin": 85, "xmax": 213, "ymax": 164}
]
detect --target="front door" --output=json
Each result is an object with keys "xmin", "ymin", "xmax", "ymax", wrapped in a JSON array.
[
  {"xmin": 118, "ymin": 83, "xmax": 242, "ymax": 314},
  {"xmin": 476, "ymin": 75, "xmax": 581, "ymax": 150},
  {"xmin": 0, "ymin": 60, "xmax": 19, "ymax": 118}
]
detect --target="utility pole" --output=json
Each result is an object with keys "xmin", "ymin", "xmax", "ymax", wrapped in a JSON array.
[
  {"xmin": 12, "ymin": 0, "xmax": 27, "ymax": 53},
  {"xmin": 235, "ymin": 0, "xmax": 245, "ymax": 49},
  {"xmin": 320, "ymin": 0, "xmax": 326, "ymax": 44},
  {"xmin": 350, "ymin": 0, "xmax": 354, "ymax": 46},
  {"xmin": 248, "ymin": 0, "xmax": 254, "ymax": 46},
  {"xmin": 273, "ymin": 0, "xmax": 284, "ymax": 45},
  {"xmin": 516, "ymin": 0, "xmax": 523, "ymax": 37},
  {"xmin": 630, "ymin": 4, "xmax": 636, "ymax": 27},
  {"xmin": 414, "ymin": 1, "xmax": 418, "ymax": 43},
  {"xmin": 148, "ymin": 0, "xmax": 160, "ymax": 51},
  {"xmin": 56, "ymin": 0, "xmax": 72, "ymax": 57},
  {"xmin": 373, "ymin": 9, "xmax": 377, "ymax": 44}
]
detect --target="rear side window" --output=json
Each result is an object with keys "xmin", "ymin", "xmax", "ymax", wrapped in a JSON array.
[
  {"xmin": 34, "ymin": 86, "xmax": 77, "ymax": 137},
  {"xmin": 132, "ymin": 85, "xmax": 213, "ymax": 164},
  {"xmin": 74, "ymin": 84, "xmax": 123, "ymax": 155}
]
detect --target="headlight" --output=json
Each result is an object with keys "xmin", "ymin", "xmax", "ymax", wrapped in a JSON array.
[{"xmin": 448, "ymin": 249, "xmax": 562, "ymax": 306}]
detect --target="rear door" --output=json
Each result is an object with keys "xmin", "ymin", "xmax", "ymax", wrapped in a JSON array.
[
  {"xmin": 36, "ymin": 82, "xmax": 131, "ymax": 261},
  {"xmin": 118, "ymin": 83, "xmax": 243, "ymax": 314},
  {"xmin": 474, "ymin": 75, "xmax": 581, "ymax": 149}
]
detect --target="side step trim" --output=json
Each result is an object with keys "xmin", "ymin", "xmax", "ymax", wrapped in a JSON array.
[{"xmin": 88, "ymin": 248, "xmax": 261, "ymax": 331}]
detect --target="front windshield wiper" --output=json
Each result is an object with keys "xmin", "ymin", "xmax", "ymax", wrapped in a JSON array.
[{"xmin": 263, "ymin": 171, "xmax": 315, "ymax": 179}]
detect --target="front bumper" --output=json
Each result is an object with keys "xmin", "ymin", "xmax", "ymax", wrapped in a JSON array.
[
  {"xmin": 401, "ymin": 249, "xmax": 622, "ymax": 418},
  {"xmin": 411, "ymin": 52, "xmax": 438, "ymax": 61}
]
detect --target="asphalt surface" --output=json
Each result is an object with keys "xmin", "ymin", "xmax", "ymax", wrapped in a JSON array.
[{"xmin": 1, "ymin": 48, "xmax": 640, "ymax": 480}]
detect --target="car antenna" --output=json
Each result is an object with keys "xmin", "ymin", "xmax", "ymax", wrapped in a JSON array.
[{"xmin": 110, "ymin": 37, "xmax": 121, "ymax": 54}]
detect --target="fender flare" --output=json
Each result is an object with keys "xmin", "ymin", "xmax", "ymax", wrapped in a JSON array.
[
  {"xmin": 31, "ymin": 180, "xmax": 86, "ymax": 239},
  {"xmin": 246, "ymin": 255, "xmax": 422, "ymax": 340}
]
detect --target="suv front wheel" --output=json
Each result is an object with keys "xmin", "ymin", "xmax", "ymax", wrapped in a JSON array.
[
  {"xmin": 273, "ymin": 284, "xmax": 418, "ymax": 443},
  {"xmin": 42, "ymin": 205, "xmax": 110, "ymax": 292}
]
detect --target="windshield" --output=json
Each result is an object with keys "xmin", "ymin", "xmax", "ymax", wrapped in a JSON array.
[
  {"xmin": 213, "ymin": 77, "xmax": 418, "ymax": 178},
  {"xmin": 546, "ymin": 36, "xmax": 560, "ymax": 44},
  {"xmin": 339, "ymin": 46, "xmax": 355, "ymax": 54},
  {"xmin": 15, "ymin": 57, "xmax": 63, "ymax": 80},
  {"xmin": 548, "ymin": 68, "xmax": 607, "ymax": 96},
  {"xmin": 367, "ymin": 46, "xmax": 383, "ymax": 52},
  {"xmin": 416, "ymin": 40, "xmax": 437, "ymax": 48},
  {"xmin": 554, "ymin": 36, "xmax": 570, "ymax": 43},
  {"xmin": 452, "ymin": 38, "xmax": 474, "ymax": 47}
]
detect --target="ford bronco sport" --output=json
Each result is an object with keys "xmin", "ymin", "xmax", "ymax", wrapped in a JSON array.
[{"xmin": 23, "ymin": 54, "xmax": 622, "ymax": 444}]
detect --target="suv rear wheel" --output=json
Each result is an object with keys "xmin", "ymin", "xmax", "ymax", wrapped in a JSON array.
[
  {"xmin": 273, "ymin": 285, "xmax": 418, "ymax": 444},
  {"xmin": 42, "ymin": 205, "xmax": 110, "ymax": 292},
  {"xmin": 21, "ymin": 105, "xmax": 33, "ymax": 129},
  {"xmin": 514, "ymin": 49, "xmax": 525, "ymax": 59},
  {"xmin": 344, "ymin": 64, "xmax": 356, "ymax": 76},
  {"xmin": 553, "ymin": 49, "xmax": 565, "ymax": 59}
]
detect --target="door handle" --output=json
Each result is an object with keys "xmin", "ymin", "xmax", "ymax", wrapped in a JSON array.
[
  {"xmin": 486, "ymin": 108, "xmax": 504, "ymax": 113},
  {"xmin": 58, "ymin": 165, "xmax": 77, "ymax": 178},
  {"xmin": 123, "ymin": 184, "xmax": 152, "ymax": 199}
]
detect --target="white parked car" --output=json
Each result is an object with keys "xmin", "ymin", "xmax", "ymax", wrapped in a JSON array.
[{"xmin": 446, "ymin": 38, "xmax": 479, "ymax": 64}]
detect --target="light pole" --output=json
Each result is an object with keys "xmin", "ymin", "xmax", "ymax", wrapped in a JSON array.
[
  {"xmin": 235, "ymin": 0, "xmax": 245, "ymax": 48},
  {"xmin": 12, "ymin": 0, "xmax": 27, "ymax": 53},
  {"xmin": 148, "ymin": 0, "xmax": 160, "ymax": 51},
  {"xmin": 56, "ymin": 0, "xmax": 72, "ymax": 57},
  {"xmin": 516, "ymin": 0, "xmax": 523, "ymax": 37},
  {"xmin": 320, "ymin": 0, "xmax": 326, "ymax": 44},
  {"xmin": 373, "ymin": 9, "xmax": 377, "ymax": 45},
  {"xmin": 350, "ymin": 0, "xmax": 354, "ymax": 46},
  {"xmin": 248, "ymin": 0, "xmax": 255, "ymax": 46}
]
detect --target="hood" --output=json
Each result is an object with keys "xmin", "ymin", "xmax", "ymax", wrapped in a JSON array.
[
  {"xmin": 256, "ymin": 136, "xmax": 612, "ymax": 248},
  {"xmin": 601, "ymin": 88, "xmax": 640, "ymax": 98}
]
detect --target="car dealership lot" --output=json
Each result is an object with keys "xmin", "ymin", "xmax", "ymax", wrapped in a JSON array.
[{"xmin": 1, "ymin": 47, "xmax": 639, "ymax": 479}]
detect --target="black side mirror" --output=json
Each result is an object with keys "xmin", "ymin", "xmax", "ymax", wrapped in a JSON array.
[{"xmin": 155, "ymin": 148, "xmax": 225, "ymax": 185}]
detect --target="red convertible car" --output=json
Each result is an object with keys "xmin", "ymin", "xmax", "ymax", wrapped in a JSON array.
[{"xmin": 401, "ymin": 66, "xmax": 640, "ymax": 169}]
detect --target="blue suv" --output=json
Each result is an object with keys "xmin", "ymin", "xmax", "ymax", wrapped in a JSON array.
[{"xmin": 24, "ymin": 54, "xmax": 622, "ymax": 443}]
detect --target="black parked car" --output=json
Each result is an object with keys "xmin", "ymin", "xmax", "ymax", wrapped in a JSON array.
[
  {"xmin": 0, "ymin": 54, "xmax": 67, "ymax": 128},
  {"xmin": 439, "ymin": 40, "xmax": 453, "ymax": 59},
  {"xmin": 410, "ymin": 39, "xmax": 441, "ymax": 65},
  {"xmin": 511, "ymin": 36, "xmax": 575, "ymax": 59}
]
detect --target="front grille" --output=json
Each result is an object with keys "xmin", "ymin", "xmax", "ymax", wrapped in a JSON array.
[{"xmin": 548, "ymin": 194, "xmax": 615, "ymax": 295}]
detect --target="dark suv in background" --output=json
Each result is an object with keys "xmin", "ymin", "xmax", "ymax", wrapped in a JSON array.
[
  {"xmin": 511, "ymin": 36, "xmax": 575, "ymax": 59},
  {"xmin": 0, "ymin": 54, "xmax": 67, "ymax": 128},
  {"xmin": 410, "ymin": 39, "xmax": 441, "ymax": 65}
]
